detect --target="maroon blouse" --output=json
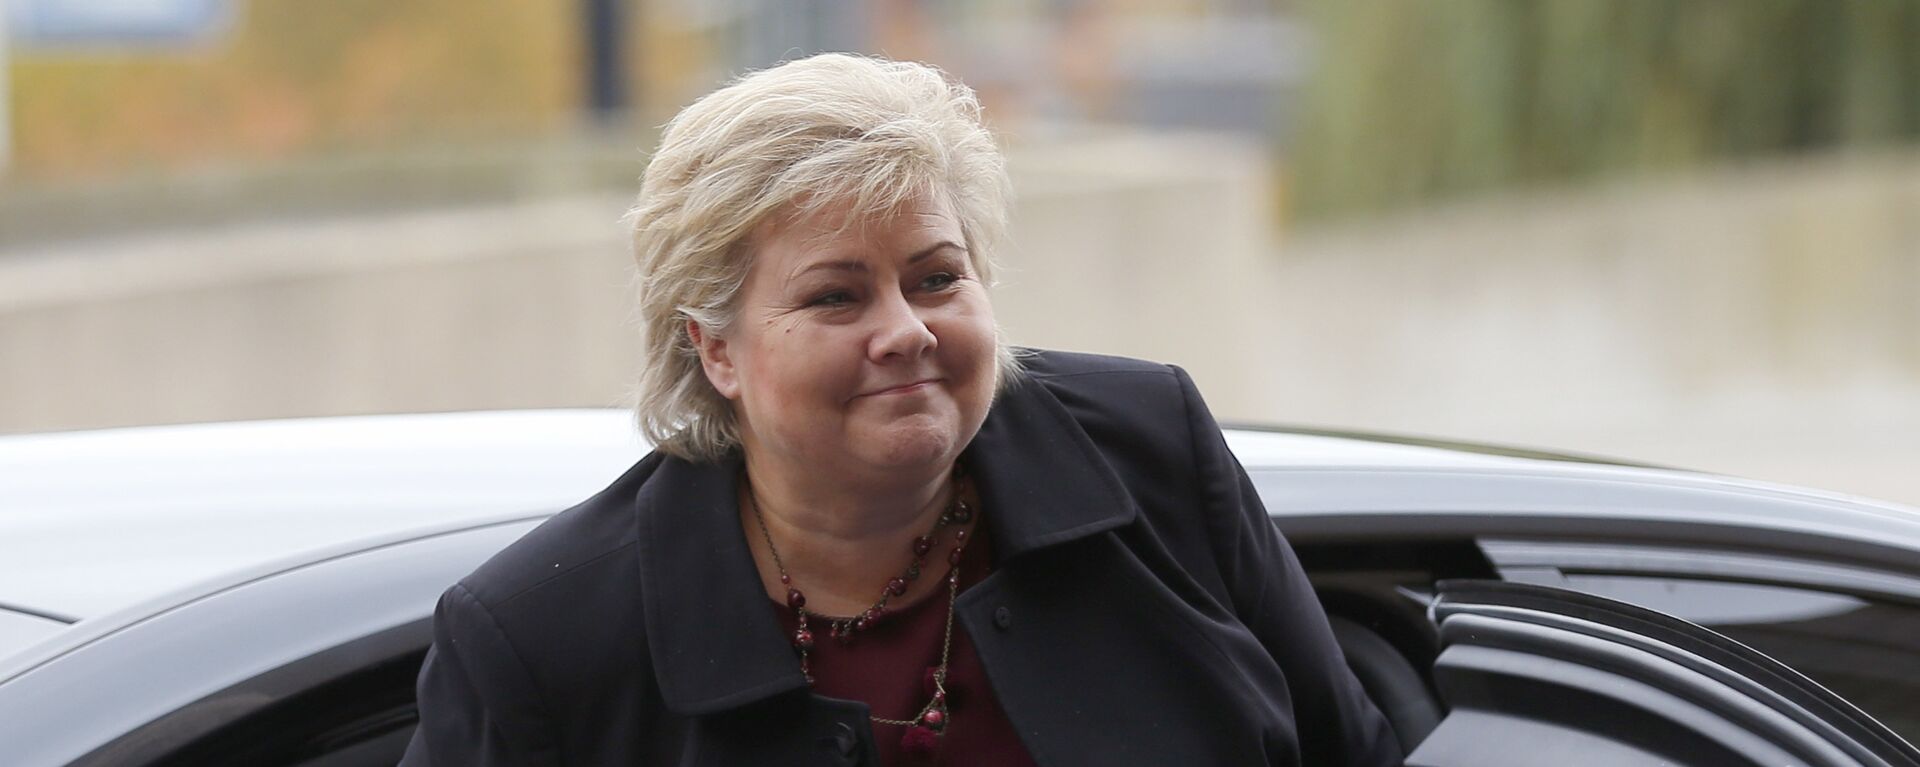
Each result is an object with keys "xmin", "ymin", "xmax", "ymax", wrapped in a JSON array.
[{"xmin": 770, "ymin": 524, "xmax": 1038, "ymax": 766}]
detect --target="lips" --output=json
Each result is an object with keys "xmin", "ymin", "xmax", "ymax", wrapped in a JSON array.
[{"xmin": 861, "ymin": 378, "xmax": 940, "ymax": 397}]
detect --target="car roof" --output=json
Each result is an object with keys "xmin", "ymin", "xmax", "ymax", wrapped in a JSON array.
[
  {"xmin": 0, "ymin": 410, "xmax": 650, "ymax": 623},
  {"xmin": 3, "ymin": 409, "xmax": 1916, "ymax": 624}
]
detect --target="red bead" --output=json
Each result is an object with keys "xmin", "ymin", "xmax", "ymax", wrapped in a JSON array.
[
  {"xmin": 786, "ymin": 588, "xmax": 806, "ymax": 610},
  {"xmin": 933, "ymin": 690, "xmax": 946, "ymax": 704},
  {"xmin": 955, "ymin": 529, "xmax": 968, "ymax": 542},
  {"xmin": 886, "ymin": 577, "xmax": 908, "ymax": 596},
  {"xmin": 792, "ymin": 629, "xmax": 814, "ymax": 649},
  {"xmin": 901, "ymin": 725, "xmax": 938, "ymax": 755},
  {"xmin": 948, "ymin": 548, "xmax": 963, "ymax": 565},
  {"xmin": 913, "ymin": 536, "xmax": 933, "ymax": 556},
  {"xmin": 779, "ymin": 573, "xmax": 791, "ymax": 585},
  {"xmin": 922, "ymin": 709, "xmax": 946, "ymax": 729}
]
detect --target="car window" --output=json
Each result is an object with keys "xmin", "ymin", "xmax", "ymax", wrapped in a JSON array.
[
  {"xmin": 1562, "ymin": 574, "xmax": 1920, "ymax": 746},
  {"xmin": 145, "ymin": 652, "xmax": 422, "ymax": 767}
]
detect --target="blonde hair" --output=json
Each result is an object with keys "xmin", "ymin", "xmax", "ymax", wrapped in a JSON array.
[{"xmin": 627, "ymin": 53, "xmax": 1018, "ymax": 461}]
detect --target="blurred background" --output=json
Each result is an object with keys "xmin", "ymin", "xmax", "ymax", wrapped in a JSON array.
[{"xmin": 1, "ymin": 0, "xmax": 1916, "ymax": 504}]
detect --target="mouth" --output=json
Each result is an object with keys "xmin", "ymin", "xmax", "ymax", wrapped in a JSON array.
[{"xmin": 860, "ymin": 378, "xmax": 941, "ymax": 398}]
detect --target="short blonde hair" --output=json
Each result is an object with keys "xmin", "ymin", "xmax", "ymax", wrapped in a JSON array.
[{"xmin": 627, "ymin": 53, "xmax": 1018, "ymax": 462}]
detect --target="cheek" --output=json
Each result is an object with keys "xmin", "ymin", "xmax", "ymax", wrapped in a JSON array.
[
  {"xmin": 933, "ymin": 299, "xmax": 998, "ymax": 387},
  {"xmin": 744, "ymin": 323, "xmax": 861, "ymax": 408}
]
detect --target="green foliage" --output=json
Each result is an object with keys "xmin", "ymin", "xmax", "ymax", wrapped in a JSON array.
[
  {"xmin": 1290, "ymin": 0, "xmax": 1920, "ymax": 219},
  {"xmin": 11, "ymin": 0, "xmax": 579, "ymax": 179}
]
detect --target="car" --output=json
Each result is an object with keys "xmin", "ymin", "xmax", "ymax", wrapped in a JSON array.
[{"xmin": 2, "ymin": 409, "xmax": 1917, "ymax": 766}]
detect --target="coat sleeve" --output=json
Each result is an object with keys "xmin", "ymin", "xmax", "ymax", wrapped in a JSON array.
[
  {"xmin": 399, "ymin": 582, "xmax": 562, "ymax": 766},
  {"xmin": 1171, "ymin": 365, "xmax": 1405, "ymax": 767}
]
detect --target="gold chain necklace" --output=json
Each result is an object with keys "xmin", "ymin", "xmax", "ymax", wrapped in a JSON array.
[{"xmin": 746, "ymin": 467, "xmax": 974, "ymax": 752}]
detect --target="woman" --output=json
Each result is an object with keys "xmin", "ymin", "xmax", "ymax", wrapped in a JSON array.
[{"xmin": 402, "ymin": 53, "xmax": 1401, "ymax": 766}]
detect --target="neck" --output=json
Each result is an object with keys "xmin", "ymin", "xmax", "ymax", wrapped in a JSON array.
[{"xmin": 740, "ymin": 452, "xmax": 959, "ymax": 616}]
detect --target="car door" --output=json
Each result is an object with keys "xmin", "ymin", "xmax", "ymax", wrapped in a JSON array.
[
  {"xmin": 1481, "ymin": 538, "xmax": 1920, "ymax": 745},
  {"xmin": 1408, "ymin": 580, "xmax": 1920, "ymax": 767},
  {"xmin": 0, "ymin": 517, "xmax": 545, "ymax": 767}
]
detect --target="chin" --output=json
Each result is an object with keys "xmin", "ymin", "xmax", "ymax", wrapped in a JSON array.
[{"xmin": 859, "ymin": 417, "xmax": 961, "ymax": 472}]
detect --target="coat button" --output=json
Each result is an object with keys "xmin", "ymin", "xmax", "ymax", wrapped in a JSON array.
[{"xmin": 993, "ymin": 605, "xmax": 1013, "ymax": 630}]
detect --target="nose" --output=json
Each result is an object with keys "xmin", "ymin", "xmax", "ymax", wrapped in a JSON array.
[{"xmin": 867, "ymin": 286, "xmax": 937, "ymax": 363}]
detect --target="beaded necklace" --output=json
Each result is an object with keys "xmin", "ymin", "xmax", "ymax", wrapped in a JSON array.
[{"xmin": 747, "ymin": 468, "xmax": 975, "ymax": 754}]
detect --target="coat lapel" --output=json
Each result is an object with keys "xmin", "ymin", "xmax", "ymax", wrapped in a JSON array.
[
  {"xmin": 964, "ymin": 371, "xmax": 1139, "ymax": 561},
  {"xmin": 635, "ymin": 455, "xmax": 810, "ymax": 715}
]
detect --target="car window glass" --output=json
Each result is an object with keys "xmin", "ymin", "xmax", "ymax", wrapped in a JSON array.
[
  {"xmin": 1564, "ymin": 574, "xmax": 1920, "ymax": 747},
  {"xmin": 148, "ymin": 652, "xmax": 421, "ymax": 767}
]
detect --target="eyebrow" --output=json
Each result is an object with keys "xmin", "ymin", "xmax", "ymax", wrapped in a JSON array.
[{"xmin": 796, "ymin": 241, "xmax": 967, "ymax": 276}]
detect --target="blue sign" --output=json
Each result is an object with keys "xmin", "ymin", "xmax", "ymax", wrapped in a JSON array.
[{"xmin": 6, "ymin": 0, "xmax": 232, "ymax": 48}]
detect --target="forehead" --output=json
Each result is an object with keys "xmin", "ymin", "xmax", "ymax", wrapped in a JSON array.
[{"xmin": 751, "ymin": 192, "xmax": 962, "ymax": 264}]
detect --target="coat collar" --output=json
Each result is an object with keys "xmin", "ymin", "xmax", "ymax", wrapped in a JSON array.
[{"xmin": 634, "ymin": 370, "xmax": 1138, "ymax": 715}]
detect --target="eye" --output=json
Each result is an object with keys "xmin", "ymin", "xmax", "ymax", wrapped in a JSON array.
[
  {"xmin": 807, "ymin": 290, "xmax": 855, "ymax": 308},
  {"xmin": 918, "ymin": 272, "xmax": 959, "ymax": 291}
]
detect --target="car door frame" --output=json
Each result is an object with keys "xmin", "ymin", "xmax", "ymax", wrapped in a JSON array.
[{"xmin": 1408, "ymin": 579, "xmax": 1920, "ymax": 767}]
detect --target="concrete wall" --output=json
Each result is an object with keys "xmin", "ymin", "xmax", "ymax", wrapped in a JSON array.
[
  {"xmin": 3, "ymin": 133, "xmax": 1917, "ymax": 504},
  {"xmin": 1003, "ymin": 136, "xmax": 1920, "ymax": 505},
  {"xmin": 1, "ymin": 195, "xmax": 637, "ymax": 430},
  {"xmin": 1243, "ymin": 152, "xmax": 1920, "ymax": 504}
]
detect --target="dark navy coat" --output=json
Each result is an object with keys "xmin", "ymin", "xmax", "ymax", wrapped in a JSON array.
[{"xmin": 400, "ymin": 350, "xmax": 1402, "ymax": 766}]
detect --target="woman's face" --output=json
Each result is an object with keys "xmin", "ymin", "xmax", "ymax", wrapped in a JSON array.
[{"xmin": 694, "ymin": 192, "xmax": 998, "ymax": 483}]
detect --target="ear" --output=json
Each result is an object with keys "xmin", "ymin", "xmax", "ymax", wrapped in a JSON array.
[{"xmin": 687, "ymin": 319, "xmax": 742, "ymax": 400}]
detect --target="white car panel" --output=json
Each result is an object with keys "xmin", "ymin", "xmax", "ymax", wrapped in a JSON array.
[{"xmin": 0, "ymin": 410, "xmax": 649, "ymax": 620}]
